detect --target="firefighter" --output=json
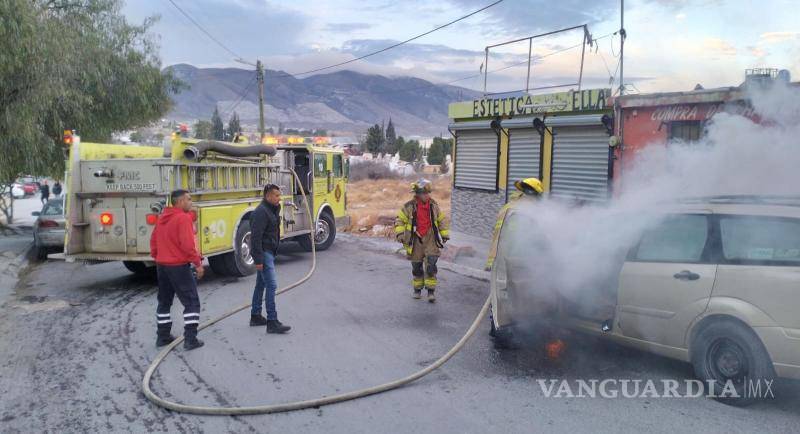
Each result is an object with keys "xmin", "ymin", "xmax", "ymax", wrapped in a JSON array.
[
  {"xmin": 150, "ymin": 189, "xmax": 205, "ymax": 350},
  {"xmin": 395, "ymin": 179, "xmax": 450, "ymax": 302},
  {"xmin": 485, "ymin": 178, "xmax": 544, "ymax": 271}
]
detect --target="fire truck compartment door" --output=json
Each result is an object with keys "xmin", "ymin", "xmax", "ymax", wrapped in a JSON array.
[
  {"xmin": 199, "ymin": 206, "xmax": 233, "ymax": 254},
  {"xmin": 89, "ymin": 208, "xmax": 127, "ymax": 252}
]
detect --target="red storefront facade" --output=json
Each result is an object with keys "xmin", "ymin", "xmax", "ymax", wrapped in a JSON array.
[{"xmin": 611, "ymin": 87, "xmax": 759, "ymax": 191}]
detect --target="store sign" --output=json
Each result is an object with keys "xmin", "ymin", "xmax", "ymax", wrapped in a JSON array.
[
  {"xmin": 650, "ymin": 102, "xmax": 756, "ymax": 122},
  {"xmin": 448, "ymin": 88, "xmax": 611, "ymax": 119}
]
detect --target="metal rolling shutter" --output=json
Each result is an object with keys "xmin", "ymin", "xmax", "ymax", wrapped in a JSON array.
[
  {"xmin": 506, "ymin": 128, "xmax": 541, "ymax": 193},
  {"xmin": 550, "ymin": 125, "xmax": 610, "ymax": 201},
  {"xmin": 453, "ymin": 129, "xmax": 499, "ymax": 191}
]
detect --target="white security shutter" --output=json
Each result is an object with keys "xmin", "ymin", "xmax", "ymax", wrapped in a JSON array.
[
  {"xmin": 454, "ymin": 129, "xmax": 498, "ymax": 191},
  {"xmin": 550, "ymin": 125, "xmax": 610, "ymax": 201},
  {"xmin": 506, "ymin": 128, "xmax": 541, "ymax": 193}
]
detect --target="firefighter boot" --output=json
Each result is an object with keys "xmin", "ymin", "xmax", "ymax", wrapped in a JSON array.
[
  {"xmin": 183, "ymin": 324, "xmax": 204, "ymax": 351},
  {"xmin": 427, "ymin": 289, "xmax": 436, "ymax": 303},
  {"xmin": 156, "ymin": 324, "xmax": 176, "ymax": 347},
  {"xmin": 412, "ymin": 261, "xmax": 424, "ymax": 299},
  {"xmin": 267, "ymin": 320, "xmax": 291, "ymax": 334}
]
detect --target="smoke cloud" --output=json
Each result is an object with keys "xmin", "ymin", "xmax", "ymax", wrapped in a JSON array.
[{"xmin": 498, "ymin": 82, "xmax": 800, "ymax": 325}]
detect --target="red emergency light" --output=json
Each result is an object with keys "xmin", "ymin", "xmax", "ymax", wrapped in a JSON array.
[
  {"xmin": 99, "ymin": 212, "xmax": 113, "ymax": 226},
  {"xmin": 145, "ymin": 214, "xmax": 158, "ymax": 225}
]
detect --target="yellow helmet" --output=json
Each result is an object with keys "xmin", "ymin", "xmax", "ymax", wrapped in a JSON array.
[
  {"xmin": 411, "ymin": 179, "xmax": 433, "ymax": 194},
  {"xmin": 514, "ymin": 177, "xmax": 544, "ymax": 195}
]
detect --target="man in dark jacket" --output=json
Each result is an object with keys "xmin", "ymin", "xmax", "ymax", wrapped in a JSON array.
[
  {"xmin": 249, "ymin": 184, "xmax": 291, "ymax": 334},
  {"xmin": 150, "ymin": 189, "xmax": 205, "ymax": 350},
  {"xmin": 40, "ymin": 180, "xmax": 50, "ymax": 204}
]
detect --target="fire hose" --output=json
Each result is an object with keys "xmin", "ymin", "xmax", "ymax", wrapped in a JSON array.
[{"xmin": 142, "ymin": 168, "xmax": 492, "ymax": 415}]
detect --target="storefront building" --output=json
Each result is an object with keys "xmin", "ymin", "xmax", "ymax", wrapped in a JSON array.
[{"xmin": 447, "ymin": 88, "xmax": 613, "ymax": 238}]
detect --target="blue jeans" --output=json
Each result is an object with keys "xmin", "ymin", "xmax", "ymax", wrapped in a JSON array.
[{"xmin": 251, "ymin": 251, "xmax": 278, "ymax": 320}]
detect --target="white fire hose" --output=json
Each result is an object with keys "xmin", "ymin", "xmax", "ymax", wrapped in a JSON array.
[{"xmin": 142, "ymin": 168, "xmax": 491, "ymax": 415}]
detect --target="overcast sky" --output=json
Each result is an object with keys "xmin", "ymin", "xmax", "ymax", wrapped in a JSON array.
[{"xmin": 123, "ymin": 0, "xmax": 800, "ymax": 94}]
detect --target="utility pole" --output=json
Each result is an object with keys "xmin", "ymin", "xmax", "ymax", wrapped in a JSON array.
[
  {"xmin": 618, "ymin": 0, "xmax": 626, "ymax": 96},
  {"xmin": 257, "ymin": 59, "xmax": 265, "ymax": 140}
]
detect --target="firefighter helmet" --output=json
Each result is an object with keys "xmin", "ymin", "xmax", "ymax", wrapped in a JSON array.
[
  {"xmin": 514, "ymin": 177, "xmax": 544, "ymax": 195},
  {"xmin": 411, "ymin": 179, "xmax": 433, "ymax": 194}
]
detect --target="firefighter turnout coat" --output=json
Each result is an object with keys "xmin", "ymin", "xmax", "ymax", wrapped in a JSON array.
[{"xmin": 394, "ymin": 198, "xmax": 450, "ymax": 258}]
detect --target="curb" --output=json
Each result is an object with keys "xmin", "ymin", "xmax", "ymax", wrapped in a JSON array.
[{"xmin": 340, "ymin": 233, "xmax": 490, "ymax": 282}]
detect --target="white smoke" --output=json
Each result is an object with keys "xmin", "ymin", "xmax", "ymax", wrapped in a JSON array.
[{"xmin": 500, "ymin": 82, "xmax": 800, "ymax": 318}]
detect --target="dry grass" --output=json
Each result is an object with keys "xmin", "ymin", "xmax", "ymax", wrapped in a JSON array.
[{"xmin": 345, "ymin": 176, "xmax": 451, "ymax": 237}]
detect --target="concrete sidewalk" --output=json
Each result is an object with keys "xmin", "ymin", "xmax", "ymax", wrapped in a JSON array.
[
  {"xmin": 339, "ymin": 231, "xmax": 491, "ymax": 282},
  {"xmin": 0, "ymin": 230, "xmax": 33, "ymax": 304}
]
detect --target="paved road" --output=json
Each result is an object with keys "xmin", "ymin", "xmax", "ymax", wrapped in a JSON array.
[{"xmin": 0, "ymin": 236, "xmax": 798, "ymax": 433}]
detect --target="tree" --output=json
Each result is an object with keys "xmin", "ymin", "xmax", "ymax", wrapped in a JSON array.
[
  {"xmin": 384, "ymin": 118, "xmax": 397, "ymax": 155},
  {"xmin": 427, "ymin": 138, "xmax": 445, "ymax": 165},
  {"xmin": 399, "ymin": 138, "xmax": 422, "ymax": 163},
  {"xmin": 211, "ymin": 107, "xmax": 225, "ymax": 141},
  {"xmin": 130, "ymin": 131, "xmax": 145, "ymax": 143},
  {"xmin": 0, "ymin": 0, "xmax": 182, "ymax": 226},
  {"xmin": 227, "ymin": 111, "xmax": 241, "ymax": 139},
  {"xmin": 432, "ymin": 136, "xmax": 453, "ymax": 157},
  {"xmin": 193, "ymin": 120, "xmax": 213, "ymax": 139},
  {"xmin": 364, "ymin": 124, "xmax": 384, "ymax": 154}
]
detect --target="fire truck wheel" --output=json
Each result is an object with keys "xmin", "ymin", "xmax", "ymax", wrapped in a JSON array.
[
  {"xmin": 222, "ymin": 219, "xmax": 257, "ymax": 277},
  {"xmin": 207, "ymin": 255, "xmax": 229, "ymax": 277},
  {"xmin": 299, "ymin": 211, "xmax": 335, "ymax": 252},
  {"xmin": 123, "ymin": 261, "xmax": 156, "ymax": 277}
]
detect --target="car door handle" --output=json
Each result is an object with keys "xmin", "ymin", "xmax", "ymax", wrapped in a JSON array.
[{"xmin": 673, "ymin": 270, "xmax": 700, "ymax": 281}]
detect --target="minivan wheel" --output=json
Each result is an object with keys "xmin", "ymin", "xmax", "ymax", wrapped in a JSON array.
[{"xmin": 691, "ymin": 320, "xmax": 775, "ymax": 406}]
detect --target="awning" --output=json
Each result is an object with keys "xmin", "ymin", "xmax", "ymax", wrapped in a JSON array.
[
  {"xmin": 500, "ymin": 117, "xmax": 543, "ymax": 129},
  {"xmin": 448, "ymin": 119, "xmax": 501, "ymax": 131}
]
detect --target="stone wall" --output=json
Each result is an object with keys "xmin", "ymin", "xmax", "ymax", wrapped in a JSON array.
[{"xmin": 450, "ymin": 187, "xmax": 506, "ymax": 239}]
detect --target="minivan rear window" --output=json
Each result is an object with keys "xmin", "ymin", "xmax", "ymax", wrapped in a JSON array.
[
  {"xmin": 720, "ymin": 216, "xmax": 800, "ymax": 265},
  {"xmin": 634, "ymin": 215, "xmax": 709, "ymax": 263}
]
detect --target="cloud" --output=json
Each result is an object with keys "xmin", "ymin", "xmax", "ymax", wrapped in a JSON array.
[
  {"xmin": 702, "ymin": 38, "xmax": 737, "ymax": 56},
  {"xmin": 324, "ymin": 22, "xmax": 373, "ymax": 32},
  {"xmin": 759, "ymin": 31, "xmax": 800, "ymax": 44}
]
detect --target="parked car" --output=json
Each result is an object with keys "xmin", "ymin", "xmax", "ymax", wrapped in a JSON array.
[
  {"xmin": 490, "ymin": 195, "xmax": 800, "ymax": 405},
  {"xmin": 32, "ymin": 198, "xmax": 65, "ymax": 260},
  {"xmin": 1, "ymin": 183, "xmax": 25, "ymax": 199}
]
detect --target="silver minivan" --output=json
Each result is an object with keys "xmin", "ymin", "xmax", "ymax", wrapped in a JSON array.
[{"xmin": 490, "ymin": 196, "xmax": 800, "ymax": 405}]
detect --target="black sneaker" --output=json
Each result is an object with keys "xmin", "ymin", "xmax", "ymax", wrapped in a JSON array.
[
  {"xmin": 184, "ymin": 337, "xmax": 205, "ymax": 351},
  {"xmin": 250, "ymin": 314, "xmax": 268, "ymax": 326},
  {"xmin": 427, "ymin": 290, "xmax": 436, "ymax": 303},
  {"xmin": 156, "ymin": 334, "xmax": 176, "ymax": 347},
  {"xmin": 266, "ymin": 320, "xmax": 291, "ymax": 334}
]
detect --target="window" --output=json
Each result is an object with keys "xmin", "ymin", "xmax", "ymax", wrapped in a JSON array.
[
  {"xmin": 720, "ymin": 216, "xmax": 800, "ymax": 265},
  {"xmin": 313, "ymin": 154, "xmax": 327, "ymax": 177},
  {"xmin": 669, "ymin": 121, "xmax": 704, "ymax": 143},
  {"xmin": 42, "ymin": 200, "xmax": 64, "ymax": 216},
  {"xmin": 634, "ymin": 215, "xmax": 709, "ymax": 263},
  {"xmin": 333, "ymin": 154, "xmax": 343, "ymax": 177}
]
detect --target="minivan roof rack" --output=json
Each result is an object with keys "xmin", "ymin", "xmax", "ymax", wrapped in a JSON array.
[{"xmin": 676, "ymin": 195, "xmax": 800, "ymax": 207}]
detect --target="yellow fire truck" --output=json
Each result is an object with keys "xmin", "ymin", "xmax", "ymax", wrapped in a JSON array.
[{"xmin": 62, "ymin": 133, "xmax": 349, "ymax": 276}]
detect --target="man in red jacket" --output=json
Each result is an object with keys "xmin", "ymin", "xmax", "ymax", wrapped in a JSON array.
[{"xmin": 150, "ymin": 189, "xmax": 205, "ymax": 350}]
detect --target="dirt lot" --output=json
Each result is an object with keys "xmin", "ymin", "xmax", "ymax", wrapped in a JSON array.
[{"xmin": 344, "ymin": 176, "xmax": 451, "ymax": 237}]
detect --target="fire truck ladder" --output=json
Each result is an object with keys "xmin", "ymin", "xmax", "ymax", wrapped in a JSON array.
[{"xmin": 156, "ymin": 158, "xmax": 284, "ymax": 195}]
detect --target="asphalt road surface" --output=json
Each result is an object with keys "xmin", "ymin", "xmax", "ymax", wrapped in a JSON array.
[{"xmin": 1, "ymin": 236, "xmax": 798, "ymax": 433}]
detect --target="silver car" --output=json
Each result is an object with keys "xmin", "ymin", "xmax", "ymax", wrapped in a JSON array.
[
  {"xmin": 32, "ymin": 198, "xmax": 65, "ymax": 260},
  {"xmin": 490, "ymin": 195, "xmax": 800, "ymax": 405}
]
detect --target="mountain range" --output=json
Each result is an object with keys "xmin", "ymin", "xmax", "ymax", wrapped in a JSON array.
[{"xmin": 165, "ymin": 64, "xmax": 481, "ymax": 137}]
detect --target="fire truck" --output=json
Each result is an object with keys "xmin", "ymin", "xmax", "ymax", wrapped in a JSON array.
[{"xmin": 62, "ymin": 132, "xmax": 349, "ymax": 276}]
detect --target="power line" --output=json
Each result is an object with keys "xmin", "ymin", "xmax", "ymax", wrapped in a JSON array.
[
  {"xmin": 166, "ymin": 0, "xmax": 242, "ymax": 60},
  {"xmin": 272, "ymin": 0, "xmax": 506, "ymax": 78},
  {"xmin": 220, "ymin": 75, "xmax": 258, "ymax": 118}
]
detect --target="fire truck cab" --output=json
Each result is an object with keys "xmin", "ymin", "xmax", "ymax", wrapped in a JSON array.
[{"xmin": 62, "ymin": 135, "xmax": 349, "ymax": 277}]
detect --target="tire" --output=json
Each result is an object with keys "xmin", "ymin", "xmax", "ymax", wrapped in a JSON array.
[
  {"xmin": 298, "ymin": 211, "xmax": 336, "ymax": 252},
  {"xmin": 123, "ymin": 261, "xmax": 156, "ymax": 277},
  {"xmin": 216, "ymin": 219, "xmax": 256, "ymax": 277},
  {"xmin": 207, "ymin": 255, "xmax": 229, "ymax": 276},
  {"xmin": 36, "ymin": 245, "xmax": 49, "ymax": 261},
  {"xmin": 691, "ymin": 319, "xmax": 776, "ymax": 406},
  {"xmin": 490, "ymin": 315, "xmax": 518, "ymax": 350}
]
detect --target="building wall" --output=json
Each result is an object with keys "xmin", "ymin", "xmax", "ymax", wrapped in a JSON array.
[{"xmin": 451, "ymin": 187, "xmax": 506, "ymax": 239}]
